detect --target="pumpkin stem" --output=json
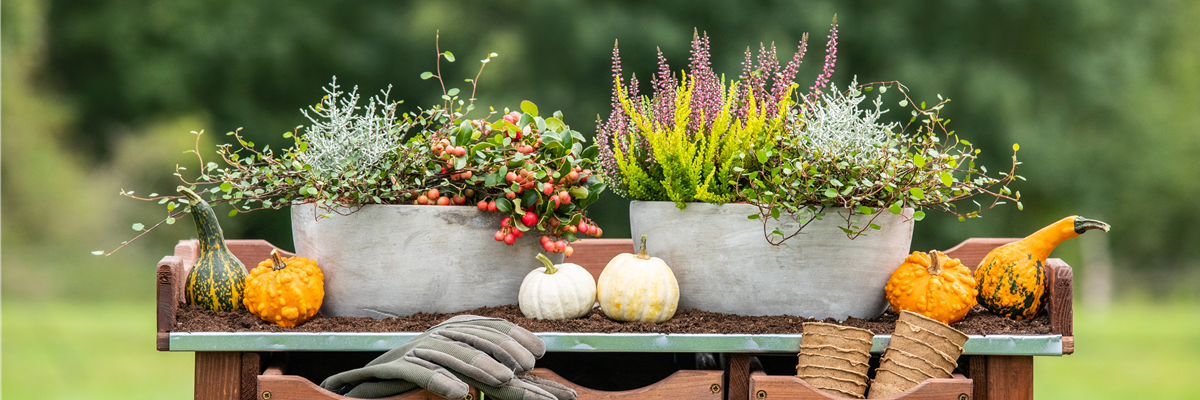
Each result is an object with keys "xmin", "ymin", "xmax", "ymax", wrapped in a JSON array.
[
  {"xmin": 270, "ymin": 249, "xmax": 288, "ymax": 271},
  {"xmin": 927, "ymin": 250, "xmax": 943, "ymax": 276},
  {"xmin": 636, "ymin": 235, "xmax": 650, "ymax": 260},
  {"xmin": 1074, "ymin": 217, "xmax": 1110, "ymax": 234},
  {"xmin": 536, "ymin": 253, "xmax": 558, "ymax": 274}
]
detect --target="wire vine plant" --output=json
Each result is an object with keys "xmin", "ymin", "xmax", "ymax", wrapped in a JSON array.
[
  {"xmin": 743, "ymin": 79, "xmax": 1023, "ymax": 245},
  {"xmin": 105, "ymin": 32, "xmax": 608, "ymax": 256}
]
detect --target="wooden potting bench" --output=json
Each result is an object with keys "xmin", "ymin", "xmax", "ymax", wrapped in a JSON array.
[{"xmin": 157, "ymin": 237, "xmax": 1074, "ymax": 400}]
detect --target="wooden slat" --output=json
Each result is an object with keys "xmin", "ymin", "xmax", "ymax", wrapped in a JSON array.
[
  {"xmin": 1046, "ymin": 259, "xmax": 1074, "ymax": 337},
  {"xmin": 157, "ymin": 255, "xmax": 183, "ymax": 351},
  {"xmin": 196, "ymin": 352, "xmax": 243, "ymax": 400},
  {"xmin": 984, "ymin": 356, "xmax": 1033, "ymax": 400},
  {"xmin": 968, "ymin": 355, "xmax": 988, "ymax": 400},
  {"xmin": 257, "ymin": 375, "xmax": 474, "ymax": 400},
  {"xmin": 942, "ymin": 238, "xmax": 1020, "ymax": 271},
  {"xmin": 528, "ymin": 368, "xmax": 723, "ymax": 400},
  {"xmin": 565, "ymin": 238, "xmax": 634, "ymax": 281},
  {"xmin": 727, "ymin": 354, "xmax": 752, "ymax": 400},
  {"xmin": 1063, "ymin": 336, "xmax": 1075, "ymax": 355},
  {"xmin": 748, "ymin": 372, "xmax": 973, "ymax": 400},
  {"xmin": 241, "ymin": 353, "xmax": 262, "ymax": 400}
]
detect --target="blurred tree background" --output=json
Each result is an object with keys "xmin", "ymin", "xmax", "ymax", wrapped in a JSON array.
[{"xmin": 3, "ymin": 0, "xmax": 1199, "ymax": 398}]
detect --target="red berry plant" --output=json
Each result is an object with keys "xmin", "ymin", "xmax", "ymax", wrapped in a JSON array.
[{"xmin": 107, "ymin": 34, "xmax": 605, "ymax": 255}]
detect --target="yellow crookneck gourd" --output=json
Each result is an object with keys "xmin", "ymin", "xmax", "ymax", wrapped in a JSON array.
[{"xmin": 975, "ymin": 215, "xmax": 1110, "ymax": 320}]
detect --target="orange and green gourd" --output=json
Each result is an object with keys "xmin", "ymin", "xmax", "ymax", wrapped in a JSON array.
[
  {"xmin": 179, "ymin": 186, "xmax": 248, "ymax": 311},
  {"xmin": 974, "ymin": 216, "xmax": 1109, "ymax": 320},
  {"xmin": 885, "ymin": 250, "xmax": 978, "ymax": 325},
  {"xmin": 244, "ymin": 249, "xmax": 324, "ymax": 328}
]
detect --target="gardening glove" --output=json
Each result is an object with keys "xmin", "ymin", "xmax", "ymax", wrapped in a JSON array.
[{"xmin": 320, "ymin": 315, "xmax": 568, "ymax": 399}]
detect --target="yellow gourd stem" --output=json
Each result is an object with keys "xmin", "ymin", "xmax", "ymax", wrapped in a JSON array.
[
  {"xmin": 1023, "ymin": 216, "xmax": 1111, "ymax": 261},
  {"xmin": 636, "ymin": 235, "xmax": 650, "ymax": 260},
  {"xmin": 536, "ymin": 253, "xmax": 558, "ymax": 274},
  {"xmin": 928, "ymin": 251, "xmax": 943, "ymax": 276},
  {"xmin": 270, "ymin": 249, "xmax": 287, "ymax": 271}
]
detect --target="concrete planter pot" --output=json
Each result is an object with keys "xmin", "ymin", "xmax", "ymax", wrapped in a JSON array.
[
  {"xmin": 629, "ymin": 201, "xmax": 914, "ymax": 319},
  {"xmin": 291, "ymin": 203, "xmax": 560, "ymax": 318}
]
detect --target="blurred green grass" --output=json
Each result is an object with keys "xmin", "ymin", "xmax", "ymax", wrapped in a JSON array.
[
  {"xmin": 1035, "ymin": 300, "xmax": 1200, "ymax": 399},
  {"xmin": 2, "ymin": 300, "xmax": 194, "ymax": 399},
  {"xmin": 3, "ymin": 298, "xmax": 1197, "ymax": 399}
]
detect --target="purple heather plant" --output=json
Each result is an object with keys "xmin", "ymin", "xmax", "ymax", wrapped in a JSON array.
[
  {"xmin": 597, "ymin": 28, "xmax": 820, "ymax": 199},
  {"xmin": 808, "ymin": 15, "xmax": 839, "ymax": 103}
]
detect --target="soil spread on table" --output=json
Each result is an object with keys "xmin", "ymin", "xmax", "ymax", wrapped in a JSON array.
[{"xmin": 176, "ymin": 304, "xmax": 1051, "ymax": 335}]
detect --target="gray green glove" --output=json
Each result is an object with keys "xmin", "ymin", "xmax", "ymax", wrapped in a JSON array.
[{"xmin": 319, "ymin": 315, "xmax": 575, "ymax": 400}]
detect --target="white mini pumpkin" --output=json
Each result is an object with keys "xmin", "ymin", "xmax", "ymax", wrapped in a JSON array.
[
  {"xmin": 597, "ymin": 235, "xmax": 679, "ymax": 323},
  {"xmin": 518, "ymin": 253, "xmax": 597, "ymax": 319}
]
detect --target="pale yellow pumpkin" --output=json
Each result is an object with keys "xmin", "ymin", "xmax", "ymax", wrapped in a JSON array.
[
  {"xmin": 519, "ymin": 253, "xmax": 597, "ymax": 320},
  {"xmin": 596, "ymin": 235, "xmax": 679, "ymax": 323}
]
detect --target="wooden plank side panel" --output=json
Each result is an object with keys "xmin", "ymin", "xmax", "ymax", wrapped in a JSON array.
[
  {"xmin": 256, "ymin": 375, "xmax": 472, "ymax": 400},
  {"xmin": 942, "ymin": 238, "xmax": 1020, "ymax": 271},
  {"xmin": 241, "ymin": 353, "xmax": 262, "ymax": 400},
  {"xmin": 565, "ymin": 238, "xmax": 634, "ymax": 281},
  {"xmin": 528, "ymin": 368, "xmax": 723, "ymax": 400},
  {"xmin": 968, "ymin": 355, "xmax": 988, "ymax": 400},
  {"xmin": 157, "ymin": 256, "xmax": 183, "ymax": 351},
  {"xmin": 748, "ymin": 372, "xmax": 973, "ymax": 400},
  {"xmin": 1045, "ymin": 258, "xmax": 1074, "ymax": 337},
  {"xmin": 196, "ymin": 352, "xmax": 244, "ymax": 400},
  {"xmin": 984, "ymin": 356, "xmax": 1033, "ymax": 400},
  {"xmin": 727, "ymin": 354, "xmax": 752, "ymax": 400}
]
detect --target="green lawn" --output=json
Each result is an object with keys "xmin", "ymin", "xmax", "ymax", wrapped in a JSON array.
[
  {"xmin": 3, "ymin": 299, "xmax": 1197, "ymax": 399},
  {"xmin": 3, "ymin": 300, "xmax": 194, "ymax": 399},
  {"xmin": 1035, "ymin": 300, "xmax": 1200, "ymax": 399}
]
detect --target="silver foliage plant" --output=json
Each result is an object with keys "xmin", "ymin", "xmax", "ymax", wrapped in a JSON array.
[
  {"xmin": 300, "ymin": 77, "xmax": 407, "ymax": 177},
  {"xmin": 793, "ymin": 78, "xmax": 898, "ymax": 162}
]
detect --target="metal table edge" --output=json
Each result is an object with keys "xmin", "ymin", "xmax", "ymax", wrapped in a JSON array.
[{"xmin": 168, "ymin": 332, "xmax": 1064, "ymax": 356}]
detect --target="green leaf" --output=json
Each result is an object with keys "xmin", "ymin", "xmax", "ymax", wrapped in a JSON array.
[
  {"xmin": 228, "ymin": 210, "xmax": 238, "ymax": 217},
  {"xmin": 859, "ymin": 206, "xmax": 875, "ymax": 215},
  {"xmin": 443, "ymin": 51, "xmax": 456, "ymax": 62},
  {"xmin": 913, "ymin": 154, "xmax": 926, "ymax": 168},
  {"xmin": 447, "ymin": 88, "xmax": 460, "ymax": 96},
  {"xmin": 940, "ymin": 172, "xmax": 954, "ymax": 187},
  {"xmin": 889, "ymin": 203, "xmax": 902, "ymax": 214},
  {"xmin": 909, "ymin": 188, "xmax": 925, "ymax": 199},
  {"xmin": 869, "ymin": 223, "xmax": 882, "ymax": 230},
  {"xmin": 92, "ymin": 251, "xmax": 105, "ymax": 255},
  {"xmin": 824, "ymin": 188, "xmax": 838, "ymax": 198},
  {"xmin": 747, "ymin": 214, "xmax": 760, "ymax": 220},
  {"xmin": 220, "ymin": 182, "xmax": 233, "ymax": 193},
  {"xmin": 132, "ymin": 223, "xmax": 144, "ymax": 231},
  {"xmin": 913, "ymin": 211, "xmax": 927, "ymax": 221},
  {"xmin": 520, "ymin": 100, "xmax": 538, "ymax": 117},
  {"xmin": 420, "ymin": 72, "xmax": 434, "ymax": 80},
  {"xmin": 495, "ymin": 198, "xmax": 513, "ymax": 213},
  {"xmin": 307, "ymin": 187, "xmax": 319, "ymax": 195}
]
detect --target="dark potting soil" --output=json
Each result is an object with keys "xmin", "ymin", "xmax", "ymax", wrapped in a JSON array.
[{"xmin": 175, "ymin": 304, "xmax": 1051, "ymax": 336}]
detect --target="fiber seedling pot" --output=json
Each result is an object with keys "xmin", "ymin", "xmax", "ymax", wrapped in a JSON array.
[
  {"xmin": 292, "ymin": 204, "xmax": 562, "ymax": 318},
  {"xmin": 882, "ymin": 348, "xmax": 952, "ymax": 378},
  {"xmin": 878, "ymin": 357, "xmax": 936, "ymax": 383},
  {"xmin": 886, "ymin": 336, "xmax": 959, "ymax": 372},
  {"xmin": 804, "ymin": 322, "xmax": 875, "ymax": 351},
  {"xmin": 797, "ymin": 374, "xmax": 868, "ymax": 399},
  {"xmin": 867, "ymin": 369, "xmax": 916, "ymax": 399},
  {"xmin": 629, "ymin": 201, "xmax": 914, "ymax": 319},
  {"xmin": 797, "ymin": 364, "xmax": 869, "ymax": 382},
  {"xmin": 896, "ymin": 311, "xmax": 969, "ymax": 350},
  {"xmin": 797, "ymin": 353, "xmax": 871, "ymax": 375}
]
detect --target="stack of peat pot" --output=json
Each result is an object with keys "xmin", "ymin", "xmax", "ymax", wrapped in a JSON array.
[
  {"xmin": 797, "ymin": 322, "xmax": 875, "ymax": 398},
  {"xmin": 868, "ymin": 310, "xmax": 969, "ymax": 398}
]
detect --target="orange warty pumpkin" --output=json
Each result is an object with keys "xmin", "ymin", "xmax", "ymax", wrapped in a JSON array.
[
  {"xmin": 243, "ymin": 249, "xmax": 325, "ymax": 328},
  {"xmin": 885, "ymin": 250, "xmax": 978, "ymax": 324}
]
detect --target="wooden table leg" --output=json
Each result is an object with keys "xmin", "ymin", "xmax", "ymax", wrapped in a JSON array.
[
  {"xmin": 969, "ymin": 355, "xmax": 1033, "ymax": 400},
  {"xmin": 195, "ymin": 352, "xmax": 244, "ymax": 400},
  {"xmin": 726, "ymin": 354, "xmax": 751, "ymax": 400}
]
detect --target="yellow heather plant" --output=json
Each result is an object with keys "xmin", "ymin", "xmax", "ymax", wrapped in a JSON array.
[{"xmin": 605, "ymin": 40, "xmax": 797, "ymax": 209}]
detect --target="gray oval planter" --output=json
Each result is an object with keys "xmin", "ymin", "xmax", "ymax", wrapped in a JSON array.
[
  {"xmin": 629, "ymin": 201, "xmax": 914, "ymax": 320},
  {"xmin": 291, "ymin": 203, "xmax": 561, "ymax": 318}
]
